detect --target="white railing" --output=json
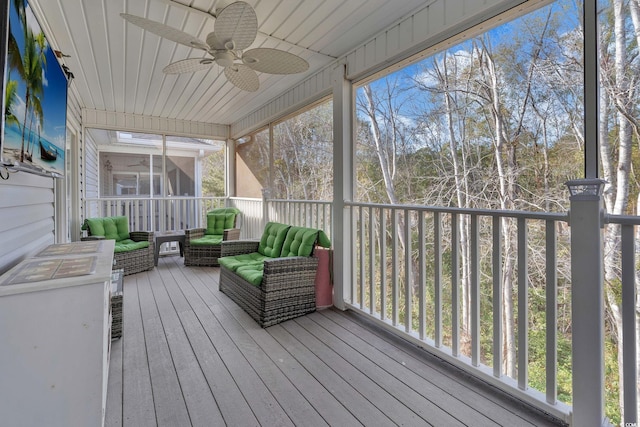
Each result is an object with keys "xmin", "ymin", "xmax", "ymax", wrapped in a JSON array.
[
  {"xmin": 267, "ymin": 199, "xmax": 333, "ymax": 240},
  {"xmin": 345, "ymin": 201, "xmax": 572, "ymax": 420},
  {"xmin": 83, "ymin": 196, "xmax": 226, "ymax": 232},
  {"xmin": 605, "ymin": 214, "xmax": 640, "ymax": 425},
  {"xmin": 228, "ymin": 197, "xmax": 264, "ymax": 239}
]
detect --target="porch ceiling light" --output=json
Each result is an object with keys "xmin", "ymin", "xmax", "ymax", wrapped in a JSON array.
[{"xmin": 565, "ymin": 178, "xmax": 606, "ymax": 197}]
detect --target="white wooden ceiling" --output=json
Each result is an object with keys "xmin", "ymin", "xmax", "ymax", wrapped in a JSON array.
[{"xmin": 30, "ymin": 0, "xmax": 428, "ymax": 126}]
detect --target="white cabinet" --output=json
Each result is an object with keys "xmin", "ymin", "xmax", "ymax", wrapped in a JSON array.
[{"xmin": 0, "ymin": 240, "xmax": 114, "ymax": 427}]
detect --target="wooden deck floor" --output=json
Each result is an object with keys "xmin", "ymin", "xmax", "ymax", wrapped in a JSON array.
[{"xmin": 105, "ymin": 254, "xmax": 563, "ymax": 427}]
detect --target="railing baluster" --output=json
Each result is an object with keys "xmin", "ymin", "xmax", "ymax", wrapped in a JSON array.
[
  {"xmin": 419, "ymin": 212, "xmax": 426, "ymax": 340},
  {"xmin": 392, "ymin": 208, "xmax": 399, "ymax": 326},
  {"xmin": 451, "ymin": 213, "xmax": 459, "ymax": 356},
  {"xmin": 517, "ymin": 217, "xmax": 528, "ymax": 390},
  {"xmin": 621, "ymin": 224, "xmax": 638, "ymax": 425},
  {"xmin": 434, "ymin": 211, "xmax": 442, "ymax": 347},
  {"xmin": 351, "ymin": 205, "xmax": 357, "ymax": 305},
  {"xmin": 359, "ymin": 206, "xmax": 365, "ymax": 309},
  {"xmin": 546, "ymin": 220, "xmax": 557, "ymax": 404},
  {"xmin": 404, "ymin": 209, "xmax": 412, "ymax": 333},
  {"xmin": 471, "ymin": 214, "xmax": 480, "ymax": 367},
  {"xmin": 493, "ymin": 215, "xmax": 503, "ymax": 378},
  {"xmin": 369, "ymin": 206, "xmax": 375, "ymax": 314},
  {"xmin": 380, "ymin": 208, "xmax": 387, "ymax": 321}
]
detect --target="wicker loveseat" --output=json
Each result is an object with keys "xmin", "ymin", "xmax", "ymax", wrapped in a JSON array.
[
  {"xmin": 184, "ymin": 207, "xmax": 242, "ymax": 266},
  {"xmin": 218, "ymin": 222, "xmax": 331, "ymax": 327},
  {"xmin": 81, "ymin": 216, "xmax": 154, "ymax": 276}
]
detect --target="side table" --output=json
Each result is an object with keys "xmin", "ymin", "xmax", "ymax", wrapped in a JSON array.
[{"xmin": 154, "ymin": 230, "xmax": 185, "ymax": 266}]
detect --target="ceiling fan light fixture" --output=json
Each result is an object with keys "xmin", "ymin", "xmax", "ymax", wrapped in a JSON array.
[{"xmin": 215, "ymin": 51, "xmax": 235, "ymax": 68}]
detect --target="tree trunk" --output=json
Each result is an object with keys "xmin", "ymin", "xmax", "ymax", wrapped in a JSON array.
[
  {"xmin": 478, "ymin": 42, "xmax": 518, "ymax": 377},
  {"xmin": 362, "ymin": 83, "xmax": 412, "ymax": 323},
  {"xmin": 602, "ymin": 0, "xmax": 633, "ymax": 420},
  {"xmin": 438, "ymin": 53, "xmax": 472, "ymax": 338}
]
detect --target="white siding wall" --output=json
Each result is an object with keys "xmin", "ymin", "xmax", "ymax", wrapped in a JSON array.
[
  {"xmin": 0, "ymin": 173, "xmax": 55, "ymax": 275},
  {"xmin": 0, "ymin": 87, "xmax": 83, "ymax": 274},
  {"xmin": 83, "ymin": 130, "xmax": 100, "ymax": 218},
  {"xmin": 230, "ymin": 0, "xmax": 551, "ymax": 138}
]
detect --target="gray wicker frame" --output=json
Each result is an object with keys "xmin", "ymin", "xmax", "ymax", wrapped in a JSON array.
[
  {"xmin": 219, "ymin": 240, "xmax": 318, "ymax": 327},
  {"xmin": 83, "ymin": 231, "xmax": 155, "ymax": 276},
  {"xmin": 183, "ymin": 228, "xmax": 240, "ymax": 266}
]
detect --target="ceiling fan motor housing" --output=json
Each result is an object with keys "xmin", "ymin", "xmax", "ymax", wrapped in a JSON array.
[{"xmin": 214, "ymin": 51, "xmax": 235, "ymax": 68}]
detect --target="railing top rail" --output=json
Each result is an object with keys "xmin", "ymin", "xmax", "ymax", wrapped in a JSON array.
[
  {"xmin": 347, "ymin": 201, "xmax": 569, "ymax": 222},
  {"xmin": 228, "ymin": 197, "xmax": 263, "ymax": 202},
  {"xmin": 84, "ymin": 196, "xmax": 226, "ymax": 202},
  {"xmin": 606, "ymin": 213, "xmax": 640, "ymax": 225},
  {"xmin": 268, "ymin": 199, "xmax": 333, "ymax": 205}
]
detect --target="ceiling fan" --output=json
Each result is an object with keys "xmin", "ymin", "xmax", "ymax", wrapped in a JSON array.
[
  {"xmin": 127, "ymin": 158, "xmax": 160, "ymax": 169},
  {"xmin": 121, "ymin": 1, "xmax": 309, "ymax": 92}
]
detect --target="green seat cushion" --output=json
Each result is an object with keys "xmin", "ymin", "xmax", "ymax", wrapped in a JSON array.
[
  {"xmin": 257, "ymin": 222, "xmax": 291, "ymax": 257},
  {"xmin": 219, "ymin": 252, "xmax": 270, "ymax": 271},
  {"xmin": 85, "ymin": 216, "xmax": 130, "ymax": 242},
  {"xmin": 281, "ymin": 226, "xmax": 320, "ymax": 257},
  {"xmin": 114, "ymin": 239, "xmax": 149, "ymax": 253},
  {"xmin": 191, "ymin": 234, "xmax": 224, "ymax": 246},
  {"xmin": 235, "ymin": 263, "xmax": 264, "ymax": 286},
  {"xmin": 205, "ymin": 213, "xmax": 236, "ymax": 235}
]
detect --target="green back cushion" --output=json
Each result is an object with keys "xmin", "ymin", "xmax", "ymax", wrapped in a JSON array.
[
  {"xmin": 257, "ymin": 222, "xmax": 291, "ymax": 257},
  {"xmin": 86, "ymin": 216, "xmax": 130, "ymax": 241},
  {"xmin": 280, "ymin": 226, "xmax": 319, "ymax": 257},
  {"xmin": 209, "ymin": 207, "xmax": 240, "ymax": 216},
  {"xmin": 205, "ymin": 213, "xmax": 236, "ymax": 235}
]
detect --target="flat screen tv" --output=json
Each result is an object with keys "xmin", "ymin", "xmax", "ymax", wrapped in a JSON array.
[{"xmin": 1, "ymin": 0, "xmax": 68, "ymax": 177}]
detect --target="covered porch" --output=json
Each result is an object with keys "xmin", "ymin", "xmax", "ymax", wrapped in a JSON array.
[{"xmin": 0, "ymin": 0, "xmax": 638, "ymax": 425}]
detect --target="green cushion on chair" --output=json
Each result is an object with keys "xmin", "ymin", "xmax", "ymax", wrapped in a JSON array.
[
  {"xmin": 191, "ymin": 234, "xmax": 224, "ymax": 246},
  {"xmin": 235, "ymin": 263, "xmax": 265, "ymax": 286},
  {"xmin": 114, "ymin": 239, "xmax": 149, "ymax": 253},
  {"xmin": 280, "ymin": 226, "xmax": 319, "ymax": 257},
  {"xmin": 219, "ymin": 252, "xmax": 270, "ymax": 271},
  {"xmin": 85, "ymin": 216, "xmax": 130, "ymax": 242},
  {"xmin": 205, "ymin": 213, "xmax": 236, "ymax": 235},
  {"xmin": 257, "ymin": 222, "xmax": 291, "ymax": 257}
]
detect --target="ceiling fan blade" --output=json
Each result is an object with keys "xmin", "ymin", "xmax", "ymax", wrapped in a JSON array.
[
  {"xmin": 163, "ymin": 58, "xmax": 215, "ymax": 74},
  {"xmin": 121, "ymin": 13, "xmax": 209, "ymax": 50},
  {"xmin": 213, "ymin": 1, "xmax": 257, "ymax": 51},
  {"xmin": 242, "ymin": 48, "xmax": 309, "ymax": 75},
  {"xmin": 224, "ymin": 64, "xmax": 259, "ymax": 92}
]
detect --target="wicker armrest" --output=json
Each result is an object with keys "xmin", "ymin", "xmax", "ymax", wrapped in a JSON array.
[
  {"xmin": 220, "ymin": 239, "xmax": 260, "ymax": 257},
  {"xmin": 185, "ymin": 228, "xmax": 206, "ymax": 241},
  {"xmin": 81, "ymin": 235, "xmax": 105, "ymax": 241},
  {"xmin": 130, "ymin": 231, "xmax": 154, "ymax": 242},
  {"xmin": 261, "ymin": 256, "xmax": 319, "ymax": 293},
  {"xmin": 223, "ymin": 228, "xmax": 241, "ymax": 241},
  {"xmin": 263, "ymin": 256, "xmax": 319, "ymax": 273}
]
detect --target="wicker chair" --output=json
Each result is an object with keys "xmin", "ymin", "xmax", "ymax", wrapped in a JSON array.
[
  {"xmin": 218, "ymin": 223, "xmax": 331, "ymax": 327},
  {"xmin": 184, "ymin": 207, "xmax": 241, "ymax": 267},
  {"xmin": 81, "ymin": 216, "xmax": 154, "ymax": 276}
]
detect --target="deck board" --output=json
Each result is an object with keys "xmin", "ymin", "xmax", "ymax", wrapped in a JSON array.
[{"xmin": 106, "ymin": 255, "xmax": 564, "ymax": 427}]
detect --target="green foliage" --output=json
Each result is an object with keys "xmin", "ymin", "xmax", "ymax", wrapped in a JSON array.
[{"xmin": 201, "ymin": 150, "xmax": 225, "ymax": 197}]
